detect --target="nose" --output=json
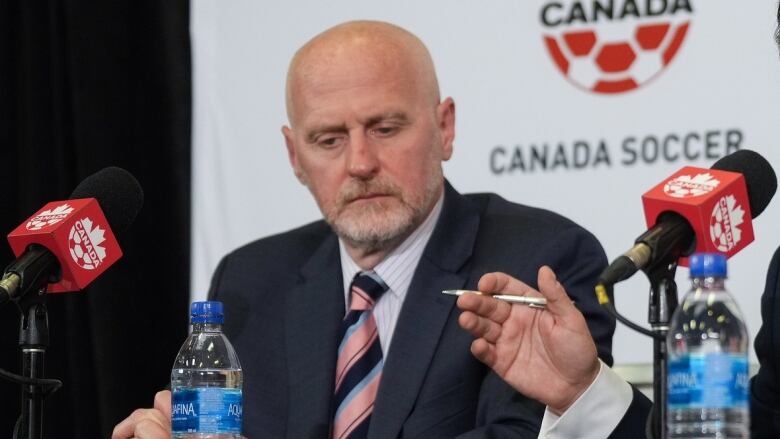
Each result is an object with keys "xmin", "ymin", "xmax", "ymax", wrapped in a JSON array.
[{"xmin": 346, "ymin": 133, "xmax": 379, "ymax": 179}]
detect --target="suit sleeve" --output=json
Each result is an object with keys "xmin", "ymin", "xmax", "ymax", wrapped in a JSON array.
[
  {"xmin": 751, "ymin": 246, "xmax": 780, "ymax": 438},
  {"xmin": 607, "ymin": 386, "xmax": 653, "ymax": 439},
  {"xmin": 543, "ymin": 225, "xmax": 615, "ymax": 365}
]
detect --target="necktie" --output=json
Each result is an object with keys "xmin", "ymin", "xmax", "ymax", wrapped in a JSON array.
[{"xmin": 332, "ymin": 271, "xmax": 389, "ymax": 439}]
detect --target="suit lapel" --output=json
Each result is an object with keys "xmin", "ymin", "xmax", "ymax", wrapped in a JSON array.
[
  {"xmin": 369, "ymin": 183, "xmax": 480, "ymax": 439},
  {"xmin": 285, "ymin": 233, "xmax": 344, "ymax": 439}
]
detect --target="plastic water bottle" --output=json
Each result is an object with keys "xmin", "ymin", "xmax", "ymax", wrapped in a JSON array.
[
  {"xmin": 171, "ymin": 301, "xmax": 243, "ymax": 438},
  {"xmin": 667, "ymin": 253, "xmax": 749, "ymax": 438}
]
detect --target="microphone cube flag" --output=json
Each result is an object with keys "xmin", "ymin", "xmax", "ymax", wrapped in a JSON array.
[
  {"xmin": 642, "ymin": 167, "xmax": 753, "ymax": 267},
  {"xmin": 7, "ymin": 198, "xmax": 122, "ymax": 292}
]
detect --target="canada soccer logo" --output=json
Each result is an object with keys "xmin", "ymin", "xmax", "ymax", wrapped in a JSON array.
[
  {"xmin": 540, "ymin": 0, "xmax": 694, "ymax": 94},
  {"xmin": 663, "ymin": 172, "xmax": 719, "ymax": 198},
  {"xmin": 68, "ymin": 217, "xmax": 108, "ymax": 270},
  {"xmin": 26, "ymin": 203, "xmax": 75, "ymax": 231},
  {"xmin": 709, "ymin": 195, "xmax": 745, "ymax": 252}
]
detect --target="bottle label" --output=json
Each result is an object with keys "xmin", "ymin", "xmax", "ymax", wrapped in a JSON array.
[
  {"xmin": 171, "ymin": 387, "xmax": 242, "ymax": 434},
  {"xmin": 668, "ymin": 353, "xmax": 749, "ymax": 409}
]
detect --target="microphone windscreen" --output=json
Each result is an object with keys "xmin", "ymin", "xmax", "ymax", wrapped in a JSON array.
[
  {"xmin": 712, "ymin": 149, "xmax": 777, "ymax": 218},
  {"xmin": 69, "ymin": 167, "xmax": 144, "ymax": 233}
]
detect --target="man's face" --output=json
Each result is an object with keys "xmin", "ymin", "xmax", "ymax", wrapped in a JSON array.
[{"xmin": 283, "ymin": 55, "xmax": 455, "ymax": 251}]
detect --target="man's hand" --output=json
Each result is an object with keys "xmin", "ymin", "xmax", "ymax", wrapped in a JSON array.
[
  {"xmin": 457, "ymin": 266, "xmax": 600, "ymax": 415},
  {"xmin": 112, "ymin": 390, "xmax": 172, "ymax": 439}
]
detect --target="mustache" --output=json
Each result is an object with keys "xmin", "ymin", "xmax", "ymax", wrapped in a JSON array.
[{"xmin": 338, "ymin": 179, "xmax": 401, "ymax": 204}]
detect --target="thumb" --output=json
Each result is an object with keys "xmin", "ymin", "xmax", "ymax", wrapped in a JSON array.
[
  {"xmin": 153, "ymin": 390, "xmax": 172, "ymax": 423},
  {"xmin": 537, "ymin": 266, "xmax": 578, "ymax": 318}
]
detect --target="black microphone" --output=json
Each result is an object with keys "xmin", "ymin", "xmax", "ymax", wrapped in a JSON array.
[
  {"xmin": 0, "ymin": 167, "xmax": 144, "ymax": 303},
  {"xmin": 598, "ymin": 150, "xmax": 777, "ymax": 288}
]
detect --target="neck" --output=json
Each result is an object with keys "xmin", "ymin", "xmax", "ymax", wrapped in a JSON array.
[{"xmin": 342, "ymin": 236, "xmax": 404, "ymax": 270}]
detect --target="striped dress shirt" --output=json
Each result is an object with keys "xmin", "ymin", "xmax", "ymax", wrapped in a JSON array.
[{"xmin": 339, "ymin": 193, "xmax": 444, "ymax": 355}]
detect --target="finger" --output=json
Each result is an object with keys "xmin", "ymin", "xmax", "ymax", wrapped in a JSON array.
[
  {"xmin": 458, "ymin": 310, "xmax": 505, "ymax": 343},
  {"xmin": 456, "ymin": 290, "xmax": 512, "ymax": 324},
  {"xmin": 537, "ymin": 266, "xmax": 577, "ymax": 317},
  {"xmin": 478, "ymin": 272, "xmax": 536, "ymax": 297},
  {"xmin": 470, "ymin": 338, "xmax": 497, "ymax": 367},
  {"xmin": 144, "ymin": 407, "xmax": 169, "ymax": 429},
  {"xmin": 112, "ymin": 409, "xmax": 167, "ymax": 439},
  {"xmin": 113, "ymin": 409, "xmax": 146, "ymax": 439},
  {"xmin": 133, "ymin": 417, "xmax": 170, "ymax": 439},
  {"xmin": 153, "ymin": 390, "xmax": 172, "ymax": 423}
]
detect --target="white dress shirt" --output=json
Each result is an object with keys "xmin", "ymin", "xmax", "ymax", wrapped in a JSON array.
[{"xmin": 539, "ymin": 360, "xmax": 634, "ymax": 439}]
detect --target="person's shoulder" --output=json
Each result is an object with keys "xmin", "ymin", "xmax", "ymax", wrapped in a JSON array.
[
  {"xmin": 208, "ymin": 221, "xmax": 335, "ymax": 339},
  {"xmin": 222, "ymin": 219, "xmax": 332, "ymax": 267},
  {"xmin": 767, "ymin": 245, "xmax": 780, "ymax": 286},
  {"xmin": 460, "ymin": 190, "xmax": 604, "ymax": 264},
  {"xmin": 464, "ymin": 191, "xmax": 584, "ymax": 232}
]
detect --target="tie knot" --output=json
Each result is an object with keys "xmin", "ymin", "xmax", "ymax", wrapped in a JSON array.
[{"xmin": 349, "ymin": 271, "xmax": 388, "ymax": 311}]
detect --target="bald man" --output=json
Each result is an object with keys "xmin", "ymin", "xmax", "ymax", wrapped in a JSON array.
[{"xmin": 113, "ymin": 21, "xmax": 614, "ymax": 439}]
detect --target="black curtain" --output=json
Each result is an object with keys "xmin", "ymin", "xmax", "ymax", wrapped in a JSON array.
[{"xmin": 0, "ymin": 1, "xmax": 191, "ymax": 437}]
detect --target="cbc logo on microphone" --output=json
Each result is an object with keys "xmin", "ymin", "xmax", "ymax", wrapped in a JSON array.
[
  {"xmin": 663, "ymin": 173, "xmax": 719, "ymax": 198},
  {"xmin": 710, "ymin": 195, "xmax": 745, "ymax": 252},
  {"xmin": 68, "ymin": 217, "xmax": 108, "ymax": 270}
]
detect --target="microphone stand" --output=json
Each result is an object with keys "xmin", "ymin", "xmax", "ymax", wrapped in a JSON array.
[
  {"xmin": 643, "ymin": 256, "xmax": 680, "ymax": 439},
  {"xmin": 17, "ymin": 293, "xmax": 49, "ymax": 439},
  {"xmin": 0, "ymin": 249, "xmax": 62, "ymax": 439}
]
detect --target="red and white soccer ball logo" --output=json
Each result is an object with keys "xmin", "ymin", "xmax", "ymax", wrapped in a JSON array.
[
  {"xmin": 541, "ymin": 0, "xmax": 693, "ymax": 94},
  {"xmin": 68, "ymin": 217, "xmax": 108, "ymax": 270},
  {"xmin": 709, "ymin": 195, "xmax": 744, "ymax": 252},
  {"xmin": 663, "ymin": 173, "xmax": 719, "ymax": 198},
  {"xmin": 26, "ymin": 203, "xmax": 74, "ymax": 231}
]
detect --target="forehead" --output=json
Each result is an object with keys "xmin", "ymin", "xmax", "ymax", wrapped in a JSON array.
[{"xmin": 290, "ymin": 51, "xmax": 425, "ymax": 127}]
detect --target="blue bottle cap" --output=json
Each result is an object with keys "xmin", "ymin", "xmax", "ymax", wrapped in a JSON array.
[
  {"xmin": 689, "ymin": 253, "xmax": 727, "ymax": 278},
  {"xmin": 190, "ymin": 300, "xmax": 224, "ymax": 324}
]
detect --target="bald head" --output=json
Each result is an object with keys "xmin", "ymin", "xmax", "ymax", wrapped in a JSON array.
[{"xmin": 285, "ymin": 21, "xmax": 441, "ymax": 126}]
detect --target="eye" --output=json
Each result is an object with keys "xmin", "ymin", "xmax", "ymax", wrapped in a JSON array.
[
  {"xmin": 316, "ymin": 135, "xmax": 345, "ymax": 149},
  {"xmin": 370, "ymin": 125, "xmax": 398, "ymax": 137}
]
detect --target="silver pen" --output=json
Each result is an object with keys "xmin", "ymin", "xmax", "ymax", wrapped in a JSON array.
[{"xmin": 442, "ymin": 289, "xmax": 547, "ymax": 309}]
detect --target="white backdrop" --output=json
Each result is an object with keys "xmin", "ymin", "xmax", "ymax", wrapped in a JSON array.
[{"xmin": 191, "ymin": 0, "xmax": 780, "ymax": 365}]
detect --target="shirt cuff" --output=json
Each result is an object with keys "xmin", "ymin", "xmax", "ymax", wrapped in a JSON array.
[{"xmin": 538, "ymin": 360, "xmax": 633, "ymax": 439}]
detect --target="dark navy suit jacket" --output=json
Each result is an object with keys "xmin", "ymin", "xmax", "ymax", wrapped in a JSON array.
[
  {"xmin": 208, "ymin": 183, "xmax": 614, "ymax": 438},
  {"xmin": 750, "ymin": 245, "xmax": 780, "ymax": 438}
]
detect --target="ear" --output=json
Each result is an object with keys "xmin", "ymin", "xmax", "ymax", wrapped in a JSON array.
[
  {"xmin": 282, "ymin": 125, "xmax": 306, "ymax": 185},
  {"xmin": 436, "ymin": 97, "xmax": 456, "ymax": 161}
]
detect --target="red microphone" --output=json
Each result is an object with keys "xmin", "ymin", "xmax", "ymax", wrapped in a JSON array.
[
  {"xmin": 642, "ymin": 166, "xmax": 753, "ymax": 266},
  {"xmin": 0, "ymin": 167, "xmax": 143, "ymax": 302},
  {"xmin": 7, "ymin": 199, "xmax": 122, "ymax": 293},
  {"xmin": 598, "ymin": 150, "xmax": 777, "ymax": 286}
]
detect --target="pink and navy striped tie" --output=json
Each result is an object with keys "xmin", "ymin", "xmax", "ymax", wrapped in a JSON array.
[{"xmin": 332, "ymin": 271, "xmax": 389, "ymax": 439}]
